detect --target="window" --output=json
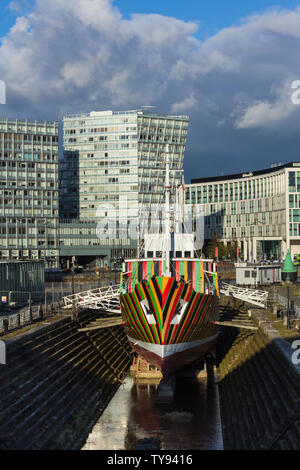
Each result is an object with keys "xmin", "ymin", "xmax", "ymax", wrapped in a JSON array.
[
  {"xmin": 191, "ymin": 188, "xmax": 196, "ymax": 204},
  {"xmin": 245, "ymin": 270, "xmax": 250, "ymax": 278},
  {"xmin": 185, "ymin": 188, "xmax": 190, "ymax": 204},
  {"xmin": 219, "ymin": 185, "xmax": 223, "ymax": 202},
  {"xmin": 224, "ymin": 184, "xmax": 228, "ymax": 202},
  {"xmin": 197, "ymin": 186, "xmax": 201, "ymax": 203},
  {"xmin": 258, "ymin": 200, "xmax": 262, "ymax": 212},
  {"xmin": 293, "ymin": 209, "xmax": 300, "ymax": 222},
  {"xmin": 214, "ymin": 185, "xmax": 218, "ymax": 202},
  {"xmin": 289, "ymin": 172, "xmax": 296, "ymax": 192}
]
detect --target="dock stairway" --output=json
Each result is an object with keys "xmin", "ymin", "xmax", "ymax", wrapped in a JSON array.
[
  {"xmin": 215, "ymin": 305, "xmax": 258, "ymax": 331},
  {"xmin": 78, "ymin": 314, "xmax": 123, "ymax": 332}
]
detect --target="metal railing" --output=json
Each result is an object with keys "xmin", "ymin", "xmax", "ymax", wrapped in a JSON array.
[
  {"xmin": 270, "ymin": 289, "xmax": 300, "ymax": 318},
  {"xmin": 62, "ymin": 284, "xmax": 120, "ymax": 311},
  {"xmin": 0, "ymin": 302, "xmax": 63, "ymax": 335},
  {"xmin": 0, "ymin": 281, "xmax": 122, "ymax": 335},
  {"xmin": 220, "ymin": 282, "xmax": 268, "ymax": 309}
]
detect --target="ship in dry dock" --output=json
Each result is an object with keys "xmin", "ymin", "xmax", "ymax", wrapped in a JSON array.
[{"xmin": 119, "ymin": 145, "xmax": 220, "ymax": 378}]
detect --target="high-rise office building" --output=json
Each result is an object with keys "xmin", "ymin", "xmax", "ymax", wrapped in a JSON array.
[
  {"xmin": 0, "ymin": 118, "xmax": 59, "ymax": 266},
  {"xmin": 59, "ymin": 109, "xmax": 189, "ymax": 266}
]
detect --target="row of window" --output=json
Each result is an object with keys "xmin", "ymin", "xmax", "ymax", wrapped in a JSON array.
[
  {"xmin": 0, "ymin": 190, "xmax": 57, "ymax": 197},
  {"xmin": 139, "ymin": 119, "xmax": 188, "ymax": 129},
  {"xmin": 0, "ymin": 153, "xmax": 57, "ymax": 161},
  {"xmin": 206, "ymin": 225, "xmax": 281, "ymax": 238},
  {"xmin": 0, "ymin": 171, "xmax": 56, "ymax": 179},
  {"xmin": 0, "ymin": 133, "xmax": 58, "ymax": 142},
  {"xmin": 186, "ymin": 178, "xmax": 283, "ymax": 203},
  {"xmin": 0, "ymin": 161, "xmax": 56, "ymax": 169},
  {"xmin": 0, "ymin": 199, "xmax": 57, "ymax": 206},
  {"xmin": 1, "ymin": 209, "xmax": 58, "ymax": 215},
  {"xmin": 200, "ymin": 199, "xmax": 274, "ymax": 216}
]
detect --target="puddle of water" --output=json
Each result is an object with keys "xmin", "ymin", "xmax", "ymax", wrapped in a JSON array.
[{"xmin": 82, "ymin": 373, "xmax": 223, "ymax": 451}]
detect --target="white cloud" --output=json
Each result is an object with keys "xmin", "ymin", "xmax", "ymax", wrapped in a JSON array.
[
  {"xmin": 171, "ymin": 93, "xmax": 198, "ymax": 114},
  {"xmin": 234, "ymin": 80, "xmax": 299, "ymax": 129},
  {"xmin": 0, "ymin": 0, "xmax": 201, "ymax": 113},
  {"xmin": 1, "ymin": 1, "xmax": 300, "ymax": 176}
]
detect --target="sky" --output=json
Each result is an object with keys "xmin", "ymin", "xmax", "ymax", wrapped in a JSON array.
[{"xmin": 1, "ymin": 0, "xmax": 300, "ymax": 181}]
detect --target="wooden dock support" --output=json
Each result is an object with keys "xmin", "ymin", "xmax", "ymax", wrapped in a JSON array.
[{"xmin": 130, "ymin": 356, "xmax": 162, "ymax": 382}]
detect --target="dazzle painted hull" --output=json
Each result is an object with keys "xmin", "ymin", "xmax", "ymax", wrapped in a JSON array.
[
  {"xmin": 127, "ymin": 333, "xmax": 219, "ymax": 377},
  {"xmin": 120, "ymin": 275, "xmax": 219, "ymax": 378}
]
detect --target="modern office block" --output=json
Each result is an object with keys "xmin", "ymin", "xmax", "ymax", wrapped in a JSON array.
[
  {"xmin": 186, "ymin": 162, "xmax": 300, "ymax": 262},
  {"xmin": 59, "ymin": 109, "xmax": 189, "ymax": 265},
  {"xmin": 0, "ymin": 119, "xmax": 59, "ymax": 266}
]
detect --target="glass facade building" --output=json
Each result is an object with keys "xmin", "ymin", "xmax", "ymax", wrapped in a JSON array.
[
  {"xmin": 186, "ymin": 162, "xmax": 300, "ymax": 262},
  {"xmin": 0, "ymin": 119, "xmax": 59, "ymax": 266},
  {"xmin": 59, "ymin": 110, "xmax": 189, "ymax": 266}
]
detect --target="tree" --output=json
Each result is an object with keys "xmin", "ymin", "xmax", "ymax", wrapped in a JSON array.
[
  {"xmin": 226, "ymin": 236, "xmax": 243, "ymax": 262},
  {"xmin": 205, "ymin": 233, "xmax": 226, "ymax": 259},
  {"xmin": 204, "ymin": 234, "xmax": 243, "ymax": 261}
]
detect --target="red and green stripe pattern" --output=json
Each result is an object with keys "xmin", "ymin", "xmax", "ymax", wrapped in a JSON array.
[
  {"xmin": 123, "ymin": 259, "xmax": 219, "ymax": 295},
  {"xmin": 120, "ymin": 276, "xmax": 218, "ymax": 346}
]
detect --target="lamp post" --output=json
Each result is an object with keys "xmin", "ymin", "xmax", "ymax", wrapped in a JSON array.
[
  {"xmin": 281, "ymin": 250, "xmax": 297, "ymax": 329},
  {"xmin": 44, "ymin": 222, "xmax": 49, "ymax": 268},
  {"xmin": 71, "ymin": 256, "xmax": 75, "ymax": 295},
  {"xmin": 39, "ymin": 221, "xmax": 50, "ymax": 267}
]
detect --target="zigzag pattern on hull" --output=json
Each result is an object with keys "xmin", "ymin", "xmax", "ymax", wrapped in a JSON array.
[{"xmin": 120, "ymin": 276, "xmax": 219, "ymax": 346}]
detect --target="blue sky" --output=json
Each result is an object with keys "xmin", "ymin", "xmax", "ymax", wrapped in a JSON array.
[
  {"xmin": 115, "ymin": 0, "xmax": 300, "ymax": 37},
  {"xmin": 0, "ymin": 1, "xmax": 33, "ymax": 37},
  {"xmin": 2, "ymin": 0, "xmax": 300, "ymax": 39},
  {"xmin": 1, "ymin": 0, "xmax": 300, "ymax": 179}
]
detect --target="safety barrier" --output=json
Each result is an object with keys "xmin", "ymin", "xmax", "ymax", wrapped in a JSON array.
[
  {"xmin": 220, "ymin": 282, "xmax": 268, "ymax": 309},
  {"xmin": 62, "ymin": 284, "xmax": 120, "ymax": 312}
]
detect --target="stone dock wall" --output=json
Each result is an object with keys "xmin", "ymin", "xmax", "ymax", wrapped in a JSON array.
[
  {"xmin": 217, "ymin": 297, "xmax": 300, "ymax": 450},
  {"xmin": 0, "ymin": 310, "xmax": 133, "ymax": 450}
]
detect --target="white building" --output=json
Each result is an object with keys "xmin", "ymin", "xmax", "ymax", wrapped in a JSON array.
[
  {"xmin": 185, "ymin": 162, "xmax": 300, "ymax": 262},
  {"xmin": 59, "ymin": 109, "xmax": 189, "ymax": 266}
]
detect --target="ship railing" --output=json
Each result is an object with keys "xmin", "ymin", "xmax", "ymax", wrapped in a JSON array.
[
  {"xmin": 62, "ymin": 284, "xmax": 121, "ymax": 311},
  {"xmin": 220, "ymin": 282, "xmax": 268, "ymax": 309}
]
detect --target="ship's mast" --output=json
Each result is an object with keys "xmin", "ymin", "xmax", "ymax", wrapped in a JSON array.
[{"xmin": 164, "ymin": 144, "xmax": 171, "ymax": 276}]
